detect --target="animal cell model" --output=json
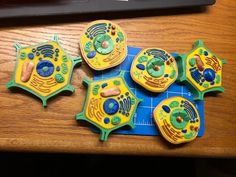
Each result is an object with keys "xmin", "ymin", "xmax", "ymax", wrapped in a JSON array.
[
  {"xmin": 80, "ymin": 20, "xmax": 127, "ymax": 70},
  {"xmin": 6, "ymin": 36, "xmax": 82, "ymax": 107},
  {"xmin": 130, "ymin": 48, "xmax": 178, "ymax": 92},
  {"xmin": 153, "ymin": 96, "xmax": 200, "ymax": 144},
  {"xmin": 76, "ymin": 71, "xmax": 141, "ymax": 141},
  {"xmin": 175, "ymin": 40, "xmax": 226, "ymax": 100}
]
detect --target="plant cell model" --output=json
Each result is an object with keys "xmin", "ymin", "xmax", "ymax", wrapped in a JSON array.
[
  {"xmin": 7, "ymin": 36, "xmax": 82, "ymax": 106},
  {"xmin": 175, "ymin": 40, "xmax": 226, "ymax": 100},
  {"xmin": 76, "ymin": 71, "xmax": 141, "ymax": 141}
]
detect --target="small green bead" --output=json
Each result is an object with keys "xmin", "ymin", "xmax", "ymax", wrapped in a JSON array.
[
  {"xmin": 111, "ymin": 116, "xmax": 121, "ymax": 125},
  {"xmin": 92, "ymin": 84, "xmax": 100, "ymax": 95},
  {"xmin": 62, "ymin": 63, "xmax": 67, "ymax": 68},
  {"xmin": 113, "ymin": 80, "xmax": 120, "ymax": 85},
  {"xmin": 62, "ymin": 69, "xmax": 68, "ymax": 74},
  {"xmin": 131, "ymin": 97, "xmax": 135, "ymax": 105},
  {"xmin": 20, "ymin": 52, "xmax": 26, "ymax": 59},
  {"xmin": 169, "ymin": 101, "xmax": 179, "ymax": 108},
  {"xmin": 61, "ymin": 63, "xmax": 68, "ymax": 74},
  {"xmin": 203, "ymin": 83, "xmax": 209, "ymax": 88},
  {"xmin": 138, "ymin": 56, "xmax": 148, "ymax": 63},
  {"xmin": 198, "ymin": 49, "xmax": 203, "ymax": 55},
  {"xmin": 42, "ymin": 66, "xmax": 49, "ymax": 72},
  {"xmin": 84, "ymin": 41, "xmax": 92, "ymax": 52},
  {"xmin": 117, "ymin": 32, "xmax": 124, "ymax": 42},
  {"xmin": 62, "ymin": 55, "xmax": 68, "ymax": 62},
  {"xmin": 169, "ymin": 70, "xmax": 176, "ymax": 79},
  {"xmin": 215, "ymin": 75, "xmax": 221, "ymax": 84},
  {"xmin": 55, "ymin": 73, "xmax": 65, "ymax": 83},
  {"xmin": 184, "ymin": 132, "xmax": 194, "ymax": 139},
  {"xmin": 189, "ymin": 58, "xmax": 196, "ymax": 66},
  {"xmin": 108, "ymin": 102, "xmax": 114, "ymax": 109}
]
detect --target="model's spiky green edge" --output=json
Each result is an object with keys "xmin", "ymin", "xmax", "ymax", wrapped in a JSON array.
[
  {"xmin": 175, "ymin": 40, "xmax": 226, "ymax": 100},
  {"xmin": 6, "ymin": 35, "xmax": 82, "ymax": 107},
  {"xmin": 76, "ymin": 71, "xmax": 142, "ymax": 141}
]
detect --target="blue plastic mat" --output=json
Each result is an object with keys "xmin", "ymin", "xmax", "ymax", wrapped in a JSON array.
[{"xmin": 94, "ymin": 46, "xmax": 204, "ymax": 136}]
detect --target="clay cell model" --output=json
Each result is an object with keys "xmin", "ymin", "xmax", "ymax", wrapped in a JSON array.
[
  {"xmin": 153, "ymin": 96, "xmax": 201, "ymax": 144},
  {"xmin": 80, "ymin": 20, "xmax": 127, "ymax": 70},
  {"xmin": 76, "ymin": 71, "xmax": 141, "ymax": 141},
  {"xmin": 7, "ymin": 36, "xmax": 81, "ymax": 106},
  {"xmin": 130, "ymin": 48, "xmax": 178, "ymax": 92},
  {"xmin": 175, "ymin": 40, "xmax": 226, "ymax": 100}
]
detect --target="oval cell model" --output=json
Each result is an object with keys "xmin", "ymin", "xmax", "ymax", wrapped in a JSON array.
[
  {"xmin": 80, "ymin": 20, "xmax": 128, "ymax": 70},
  {"xmin": 153, "ymin": 96, "xmax": 200, "ymax": 144},
  {"xmin": 130, "ymin": 48, "xmax": 178, "ymax": 92}
]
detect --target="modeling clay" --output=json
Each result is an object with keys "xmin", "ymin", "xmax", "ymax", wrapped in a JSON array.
[
  {"xmin": 80, "ymin": 20, "xmax": 127, "ymax": 70},
  {"xmin": 130, "ymin": 48, "xmax": 178, "ymax": 92},
  {"xmin": 7, "ymin": 35, "xmax": 82, "ymax": 106},
  {"xmin": 175, "ymin": 40, "xmax": 226, "ymax": 100},
  {"xmin": 76, "ymin": 71, "xmax": 141, "ymax": 141},
  {"xmin": 153, "ymin": 96, "xmax": 200, "ymax": 144}
]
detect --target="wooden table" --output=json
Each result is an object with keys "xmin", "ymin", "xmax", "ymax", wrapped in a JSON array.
[{"xmin": 0, "ymin": 0, "xmax": 235, "ymax": 158}]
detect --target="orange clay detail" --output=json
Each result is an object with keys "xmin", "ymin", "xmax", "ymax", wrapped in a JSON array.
[
  {"xmin": 88, "ymin": 98, "xmax": 104, "ymax": 121},
  {"xmin": 21, "ymin": 61, "xmax": 34, "ymax": 82},
  {"xmin": 103, "ymin": 44, "xmax": 124, "ymax": 64},
  {"xmin": 205, "ymin": 55, "xmax": 221, "ymax": 72},
  {"xmin": 194, "ymin": 54, "xmax": 204, "ymax": 71},
  {"xmin": 100, "ymin": 86, "xmax": 121, "ymax": 97},
  {"xmin": 176, "ymin": 116, "xmax": 183, "ymax": 123}
]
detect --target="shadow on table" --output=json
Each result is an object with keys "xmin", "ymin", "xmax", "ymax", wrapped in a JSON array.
[{"xmin": 0, "ymin": 152, "xmax": 235, "ymax": 177}]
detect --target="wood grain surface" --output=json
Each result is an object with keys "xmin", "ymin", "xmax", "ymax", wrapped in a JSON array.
[{"xmin": 0, "ymin": 0, "xmax": 236, "ymax": 157}]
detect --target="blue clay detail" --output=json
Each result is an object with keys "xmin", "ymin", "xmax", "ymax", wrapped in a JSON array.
[
  {"xmin": 28, "ymin": 53, "xmax": 34, "ymax": 60},
  {"xmin": 104, "ymin": 117, "xmax": 110, "ymax": 124},
  {"xmin": 36, "ymin": 60, "xmax": 54, "ymax": 77},
  {"xmin": 136, "ymin": 64, "xmax": 145, "ymax": 70},
  {"xmin": 103, "ymin": 98, "xmax": 119, "ymax": 115},
  {"xmin": 56, "ymin": 66, "xmax": 60, "ymax": 72},
  {"xmin": 102, "ymin": 83, "xmax": 108, "ymax": 88},
  {"xmin": 162, "ymin": 105, "xmax": 170, "ymax": 113},
  {"xmin": 116, "ymin": 38, "xmax": 119, "ymax": 43},
  {"xmin": 204, "ymin": 51, "xmax": 208, "ymax": 56},
  {"xmin": 87, "ymin": 51, "xmax": 96, "ymax": 59},
  {"xmin": 203, "ymin": 68, "xmax": 216, "ymax": 82}
]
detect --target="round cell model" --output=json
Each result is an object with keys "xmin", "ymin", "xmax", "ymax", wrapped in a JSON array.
[
  {"xmin": 153, "ymin": 96, "xmax": 200, "ymax": 144},
  {"xmin": 130, "ymin": 48, "xmax": 178, "ymax": 92},
  {"xmin": 80, "ymin": 20, "xmax": 127, "ymax": 70}
]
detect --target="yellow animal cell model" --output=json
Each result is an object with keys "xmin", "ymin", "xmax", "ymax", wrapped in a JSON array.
[
  {"xmin": 76, "ymin": 72, "xmax": 141, "ymax": 141},
  {"xmin": 80, "ymin": 20, "xmax": 127, "ymax": 70},
  {"xmin": 6, "ymin": 36, "xmax": 82, "ymax": 107},
  {"xmin": 153, "ymin": 96, "xmax": 200, "ymax": 144},
  {"xmin": 130, "ymin": 48, "xmax": 178, "ymax": 92},
  {"xmin": 175, "ymin": 40, "xmax": 226, "ymax": 100}
]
